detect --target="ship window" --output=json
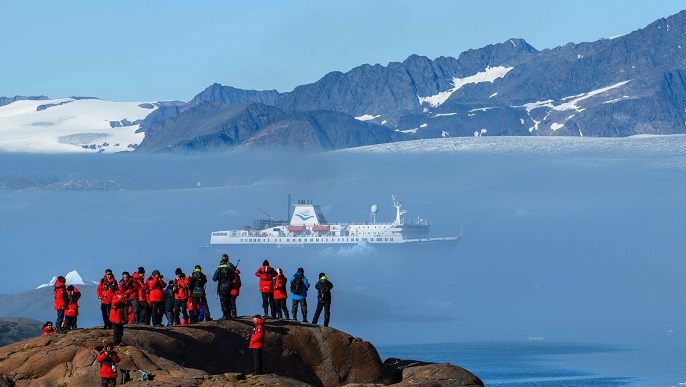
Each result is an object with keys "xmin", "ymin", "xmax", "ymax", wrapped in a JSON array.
[
  {"xmin": 298, "ymin": 239, "xmax": 302, "ymax": 242},
  {"xmin": 377, "ymin": 238, "xmax": 382, "ymax": 242},
  {"xmin": 310, "ymin": 239, "xmax": 314, "ymax": 242}
]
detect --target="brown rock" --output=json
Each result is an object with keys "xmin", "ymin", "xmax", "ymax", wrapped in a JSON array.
[{"xmin": 0, "ymin": 319, "xmax": 481, "ymax": 387}]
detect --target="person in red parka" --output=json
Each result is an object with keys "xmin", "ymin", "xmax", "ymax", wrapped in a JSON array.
[
  {"xmin": 119, "ymin": 271, "xmax": 138, "ymax": 325},
  {"xmin": 109, "ymin": 289, "xmax": 127, "ymax": 346},
  {"xmin": 96, "ymin": 340, "xmax": 121, "ymax": 386},
  {"xmin": 53, "ymin": 275, "xmax": 68, "ymax": 332},
  {"xmin": 63, "ymin": 285, "xmax": 81, "ymax": 331},
  {"xmin": 255, "ymin": 260, "xmax": 277, "ymax": 318},
  {"xmin": 132, "ymin": 267, "xmax": 149, "ymax": 324},
  {"xmin": 230, "ymin": 268, "xmax": 241, "ymax": 319},
  {"xmin": 97, "ymin": 269, "xmax": 118, "ymax": 329},
  {"xmin": 146, "ymin": 269, "xmax": 166, "ymax": 327},
  {"xmin": 248, "ymin": 314, "xmax": 265, "ymax": 375},
  {"xmin": 273, "ymin": 268, "xmax": 289, "ymax": 319},
  {"xmin": 41, "ymin": 321, "xmax": 55, "ymax": 335},
  {"xmin": 172, "ymin": 268, "xmax": 189, "ymax": 325}
]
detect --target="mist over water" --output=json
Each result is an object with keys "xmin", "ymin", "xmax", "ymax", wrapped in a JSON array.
[{"xmin": 1, "ymin": 137, "xmax": 685, "ymax": 350}]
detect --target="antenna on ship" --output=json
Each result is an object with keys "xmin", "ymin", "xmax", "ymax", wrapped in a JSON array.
[
  {"xmin": 287, "ymin": 194, "xmax": 291, "ymax": 221},
  {"xmin": 392, "ymin": 195, "xmax": 406, "ymax": 226}
]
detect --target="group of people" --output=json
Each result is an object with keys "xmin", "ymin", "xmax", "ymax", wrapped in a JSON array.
[
  {"xmin": 254, "ymin": 259, "xmax": 334, "ymax": 327},
  {"xmin": 49, "ymin": 254, "xmax": 335, "ymax": 381}
]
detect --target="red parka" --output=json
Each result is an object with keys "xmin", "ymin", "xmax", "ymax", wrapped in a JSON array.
[
  {"xmin": 255, "ymin": 265, "xmax": 276, "ymax": 293},
  {"xmin": 42, "ymin": 326, "xmax": 55, "ymax": 335},
  {"xmin": 119, "ymin": 277, "xmax": 138, "ymax": 302},
  {"xmin": 97, "ymin": 274, "xmax": 118, "ymax": 305},
  {"xmin": 53, "ymin": 276, "xmax": 67, "ymax": 311},
  {"xmin": 173, "ymin": 276, "xmax": 189, "ymax": 300},
  {"xmin": 273, "ymin": 274, "xmax": 288, "ymax": 300},
  {"xmin": 248, "ymin": 317, "xmax": 265, "ymax": 349},
  {"xmin": 230, "ymin": 270, "xmax": 241, "ymax": 296},
  {"xmin": 109, "ymin": 291, "xmax": 127, "ymax": 325},
  {"xmin": 146, "ymin": 276, "xmax": 167, "ymax": 303},
  {"xmin": 64, "ymin": 286, "xmax": 81, "ymax": 317},
  {"xmin": 132, "ymin": 272, "xmax": 148, "ymax": 303},
  {"xmin": 96, "ymin": 350, "xmax": 121, "ymax": 379}
]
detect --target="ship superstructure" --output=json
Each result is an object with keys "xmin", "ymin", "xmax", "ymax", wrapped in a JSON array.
[{"xmin": 209, "ymin": 195, "xmax": 461, "ymax": 256}]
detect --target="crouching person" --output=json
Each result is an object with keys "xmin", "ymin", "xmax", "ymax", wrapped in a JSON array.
[{"xmin": 96, "ymin": 340, "xmax": 121, "ymax": 387}]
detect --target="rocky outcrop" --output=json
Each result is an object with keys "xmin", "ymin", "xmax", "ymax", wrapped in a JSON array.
[{"xmin": 0, "ymin": 319, "xmax": 483, "ymax": 387}]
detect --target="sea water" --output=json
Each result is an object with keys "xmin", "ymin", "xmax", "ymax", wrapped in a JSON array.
[{"xmin": 376, "ymin": 341, "xmax": 686, "ymax": 386}]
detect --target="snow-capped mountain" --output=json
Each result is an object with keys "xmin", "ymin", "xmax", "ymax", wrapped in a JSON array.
[
  {"xmin": 36, "ymin": 270, "xmax": 97, "ymax": 289},
  {"xmin": 0, "ymin": 98, "xmax": 158, "ymax": 153},
  {"xmin": 3, "ymin": 9, "xmax": 686, "ymax": 153}
]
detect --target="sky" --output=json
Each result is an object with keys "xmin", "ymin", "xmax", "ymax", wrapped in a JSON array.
[{"xmin": 1, "ymin": 1, "xmax": 685, "ymax": 102}]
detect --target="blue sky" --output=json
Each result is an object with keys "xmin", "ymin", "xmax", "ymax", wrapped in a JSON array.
[{"xmin": 1, "ymin": 1, "xmax": 684, "ymax": 102}]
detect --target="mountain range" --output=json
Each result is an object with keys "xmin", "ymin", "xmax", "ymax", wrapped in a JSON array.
[{"xmin": 2, "ymin": 9, "xmax": 686, "ymax": 153}]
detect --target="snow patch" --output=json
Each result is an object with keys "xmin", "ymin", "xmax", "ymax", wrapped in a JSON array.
[
  {"xmin": 420, "ymin": 123, "xmax": 428, "ymax": 128},
  {"xmin": 551, "ymin": 123, "xmax": 564, "ymax": 131},
  {"xmin": 0, "ymin": 98, "xmax": 156, "ymax": 153},
  {"xmin": 418, "ymin": 66, "xmax": 514, "ymax": 107},
  {"xmin": 381, "ymin": 120, "xmax": 387, "ymax": 125},
  {"xmin": 432, "ymin": 113, "xmax": 457, "ymax": 118},
  {"xmin": 468, "ymin": 107, "xmax": 497, "ymax": 113},
  {"xmin": 489, "ymin": 92, "xmax": 498, "ymax": 98},
  {"xmin": 355, "ymin": 114, "xmax": 380, "ymax": 121}
]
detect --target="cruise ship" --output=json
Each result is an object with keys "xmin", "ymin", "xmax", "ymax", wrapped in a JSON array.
[{"xmin": 208, "ymin": 196, "xmax": 461, "ymax": 257}]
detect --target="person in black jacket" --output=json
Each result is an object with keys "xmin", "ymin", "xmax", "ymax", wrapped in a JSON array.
[
  {"xmin": 164, "ymin": 283, "xmax": 175, "ymax": 326},
  {"xmin": 212, "ymin": 254, "xmax": 235, "ymax": 320},
  {"xmin": 312, "ymin": 272, "xmax": 334, "ymax": 327},
  {"xmin": 188, "ymin": 265, "xmax": 212, "ymax": 323}
]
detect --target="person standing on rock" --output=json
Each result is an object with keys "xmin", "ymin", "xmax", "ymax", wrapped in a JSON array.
[
  {"xmin": 273, "ymin": 268, "xmax": 289, "ymax": 319},
  {"xmin": 96, "ymin": 340, "xmax": 121, "ymax": 387},
  {"xmin": 172, "ymin": 268, "xmax": 190, "ymax": 324},
  {"xmin": 255, "ymin": 260, "xmax": 277, "ymax": 318},
  {"xmin": 109, "ymin": 289, "xmax": 127, "ymax": 346},
  {"xmin": 212, "ymin": 254, "xmax": 235, "ymax": 320},
  {"xmin": 53, "ymin": 275, "xmax": 68, "ymax": 332},
  {"xmin": 248, "ymin": 314, "xmax": 265, "ymax": 375},
  {"xmin": 312, "ymin": 273, "xmax": 334, "ymax": 327},
  {"xmin": 164, "ymin": 282, "xmax": 175, "ymax": 326},
  {"xmin": 63, "ymin": 284, "xmax": 81, "ymax": 330},
  {"xmin": 97, "ymin": 269, "xmax": 118, "ymax": 329},
  {"xmin": 289, "ymin": 267, "xmax": 310, "ymax": 322},
  {"xmin": 146, "ymin": 270, "xmax": 166, "ymax": 327},
  {"xmin": 230, "ymin": 267, "xmax": 242, "ymax": 318},
  {"xmin": 119, "ymin": 271, "xmax": 138, "ymax": 325},
  {"xmin": 188, "ymin": 265, "xmax": 212, "ymax": 322},
  {"xmin": 132, "ymin": 267, "xmax": 149, "ymax": 324}
]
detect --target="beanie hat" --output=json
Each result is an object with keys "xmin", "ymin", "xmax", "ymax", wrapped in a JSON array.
[
  {"xmin": 105, "ymin": 269, "xmax": 112, "ymax": 274},
  {"xmin": 152, "ymin": 269, "xmax": 160, "ymax": 276},
  {"xmin": 298, "ymin": 267, "xmax": 304, "ymax": 273},
  {"xmin": 194, "ymin": 265, "xmax": 202, "ymax": 272},
  {"xmin": 263, "ymin": 260, "xmax": 269, "ymax": 266},
  {"xmin": 138, "ymin": 267, "xmax": 145, "ymax": 274},
  {"xmin": 175, "ymin": 267, "xmax": 182, "ymax": 275}
]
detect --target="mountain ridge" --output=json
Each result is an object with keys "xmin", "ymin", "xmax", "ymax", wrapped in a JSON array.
[{"xmin": 3, "ymin": 9, "xmax": 686, "ymax": 152}]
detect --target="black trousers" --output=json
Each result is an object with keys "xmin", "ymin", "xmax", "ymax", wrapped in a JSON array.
[
  {"xmin": 312, "ymin": 300, "xmax": 331, "ymax": 327},
  {"xmin": 101, "ymin": 377, "xmax": 116, "ymax": 387},
  {"xmin": 229, "ymin": 295, "xmax": 238, "ymax": 318},
  {"xmin": 275, "ymin": 298, "xmax": 289, "ymax": 319},
  {"xmin": 150, "ymin": 301, "xmax": 164, "ymax": 326},
  {"xmin": 291, "ymin": 298, "xmax": 307, "ymax": 321},
  {"xmin": 218, "ymin": 289, "xmax": 232, "ymax": 319},
  {"xmin": 112, "ymin": 323, "xmax": 124, "ymax": 346},
  {"xmin": 252, "ymin": 347, "xmax": 263, "ymax": 375},
  {"xmin": 261, "ymin": 292, "xmax": 275, "ymax": 317},
  {"xmin": 173, "ymin": 299, "xmax": 188, "ymax": 324},
  {"xmin": 101, "ymin": 304, "xmax": 112, "ymax": 328},
  {"xmin": 55, "ymin": 309, "xmax": 65, "ymax": 331}
]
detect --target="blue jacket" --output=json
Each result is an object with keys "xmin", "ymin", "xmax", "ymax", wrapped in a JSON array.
[
  {"xmin": 164, "ymin": 285, "xmax": 175, "ymax": 312},
  {"xmin": 289, "ymin": 271, "xmax": 310, "ymax": 300}
]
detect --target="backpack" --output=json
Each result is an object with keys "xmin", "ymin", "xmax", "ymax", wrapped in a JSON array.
[
  {"xmin": 191, "ymin": 273, "xmax": 204, "ymax": 296},
  {"xmin": 318, "ymin": 283, "xmax": 331, "ymax": 302},
  {"xmin": 290, "ymin": 275, "xmax": 303, "ymax": 295}
]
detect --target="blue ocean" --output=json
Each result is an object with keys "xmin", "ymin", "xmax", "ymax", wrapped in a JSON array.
[{"xmin": 376, "ymin": 341, "xmax": 686, "ymax": 386}]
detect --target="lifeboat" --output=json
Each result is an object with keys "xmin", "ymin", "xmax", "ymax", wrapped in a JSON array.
[
  {"xmin": 288, "ymin": 225, "xmax": 306, "ymax": 232},
  {"xmin": 311, "ymin": 225, "xmax": 330, "ymax": 232}
]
